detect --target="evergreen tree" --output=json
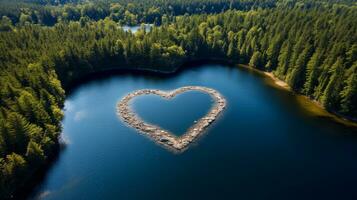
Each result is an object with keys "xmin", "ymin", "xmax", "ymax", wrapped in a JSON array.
[
  {"xmin": 322, "ymin": 58, "xmax": 345, "ymax": 110},
  {"xmin": 249, "ymin": 51, "xmax": 263, "ymax": 68},
  {"xmin": 286, "ymin": 44, "xmax": 313, "ymax": 91},
  {"xmin": 26, "ymin": 140, "xmax": 46, "ymax": 166},
  {"xmin": 275, "ymin": 40, "xmax": 292, "ymax": 78},
  {"xmin": 340, "ymin": 62, "xmax": 357, "ymax": 116},
  {"xmin": 303, "ymin": 49, "xmax": 323, "ymax": 96}
]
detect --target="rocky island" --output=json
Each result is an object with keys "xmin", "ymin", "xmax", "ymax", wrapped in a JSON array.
[{"xmin": 117, "ymin": 86, "xmax": 227, "ymax": 153}]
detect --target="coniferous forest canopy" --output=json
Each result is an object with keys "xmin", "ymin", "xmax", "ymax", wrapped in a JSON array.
[{"xmin": 0, "ymin": 0, "xmax": 356, "ymax": 198}]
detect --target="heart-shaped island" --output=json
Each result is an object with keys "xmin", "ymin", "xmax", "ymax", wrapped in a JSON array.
[{"xmin": 117, "ymin": 86, "xmax": 226, "ymax": 153}]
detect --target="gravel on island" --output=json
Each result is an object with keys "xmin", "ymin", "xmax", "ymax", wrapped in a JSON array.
[{"xmin": 117, "ymin": 86, "xmax": 227, "ymax": 153}]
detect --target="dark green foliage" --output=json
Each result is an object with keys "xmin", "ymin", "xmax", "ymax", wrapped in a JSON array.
[
  {"xmin": 322, "ymin": 58, "xmax": 346, "ymax": 110},
  {"xmin": 249, "ymin": 51, "xmax": 263, "ymax": 68},
  {"xmin": 303, "ymin": 49, "xmax": 324, "ymax": 96},
  {"xmin": 0, "ymin": 0, "xmax": 356, "ymax": 199},
  {"xmin": 275, "ymin": 41, "xmax": 292, "ymax": 78},
  {"xmin": 340, "ymin": 63, "xmax": 357, "ymax": 115},
  {"xmin": 26, "ymin": 140, "xmax": 45, "ymax": 166},
  {"xmin": 0, "ymin": 153, "xmax": 27, "ymax": 198},
  {"xmin": 286, "ymin": 44, "xmax": 313, "ymax": 90},
  {"xmin": 0, "ymin": 0, "xmax": 278, "ymax": 26}
]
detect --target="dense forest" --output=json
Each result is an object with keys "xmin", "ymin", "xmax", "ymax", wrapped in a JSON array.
[
  {"xmin": 0, "ymin": 0, "xmax": 356, "ymax": 199},
  {"xmin": 1, "ymin": 0, "xmax": 356, "ymax": 26},
  {"xmin": 0, "ymin": 0, "xmax": 276, "ymax": 26}
]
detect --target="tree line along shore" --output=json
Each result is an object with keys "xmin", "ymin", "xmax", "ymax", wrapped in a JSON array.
[{"xmin": 0, "ymin": 0, "xmax": 357, "ymax": 198}]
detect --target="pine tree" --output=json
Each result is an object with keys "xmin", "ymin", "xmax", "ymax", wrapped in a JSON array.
[
  {"xmin": 6, "ymin": 112, "xmax": 42, "ymax": 154},
  {"xmin": 227, "ymin": 41, "xmax": 237, "ymax": 60},
  {"xmin": 340, "ymin": 62, "xmax": 357, "ymax": 116},
  {"xmin": 17, "ymin": 91, "xmax": 51, "ymax": 127},
  {"xmin": 0, "ymin": 129, "xmax": 5, "ymax": 157},
  {"xmin": 346, "ymin": 44, "xmax": 357, "ymax": 67},
  {"xmin": 286, "ymin": 44, "xmax": 313, "ymax": 91},
  {"xmin": 1, "ymin": 153, "xmax": 27, "ymax": 187},
  {"xmin": 249, "ymin": 51, "xmax": 263, "ymax": 68},
  {"xmin": 303, "ymin": 49, "xmax": 324, "ymax": 96},
  {"xmin": 5, "ymin": 113, "xmax": 30, "ymax": 154},
  {"xmin": 26, "ymin": 141, "xmax": 46, "ymax": 166},
  {"xmin": 275, "ymin": 41, "xmax": 292, "ymax": 78},
  {"xmin": 265, "ymin": 34, "xmax": 283, "ymax": 71},
  {"xmin": 322, "ymin": 58, "xmax": 345, "ymax": 110}
]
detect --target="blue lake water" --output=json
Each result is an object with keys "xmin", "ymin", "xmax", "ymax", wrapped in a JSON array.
[
  {"xmin": 132, "ymin": 91, "xmax": 214, "ymax": 136},
  {"xmin": 30, "ymin": 64, "xmax": 357, "ymax": 200},
  {"xmin": 122, "ymin": 24, "xmax": 153, "ymax": 33}
]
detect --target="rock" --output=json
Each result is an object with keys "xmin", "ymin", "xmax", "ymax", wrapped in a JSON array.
[
  {"xmin": 160, "ymin": 138, "xmax": 169, "ymax": 142},
  {"xmin": 117, "ymin": 86, "xmax": 226, "ymax": 153}
]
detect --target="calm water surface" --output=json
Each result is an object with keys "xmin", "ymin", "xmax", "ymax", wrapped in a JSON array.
[
  {"xmin": 30, "ymin": 64, "xmax": 357, "ymax": 200},
  {"xmin": 122, "ymin": 24, "xmax": 152, "ymax": 33}
]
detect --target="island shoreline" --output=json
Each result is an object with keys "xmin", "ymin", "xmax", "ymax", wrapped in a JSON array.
[
  {"xmin": 18, "ymin": 59, "xmax": 356, "ymax": 199},
  {"xmin": 117, "ymin": 86, "xmax": 227, "ymax": 153}
]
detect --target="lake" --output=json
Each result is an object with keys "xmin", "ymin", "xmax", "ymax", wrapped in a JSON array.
[
  {"xmin": 29, "ymin": 64, "xmax": 357, "ymax": 200},
  {"xmin": 122, "ymin": 24, "xmax": 153, "ymax": 33}
]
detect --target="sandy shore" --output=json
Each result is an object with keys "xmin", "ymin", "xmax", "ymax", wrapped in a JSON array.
[
  {"xmin": 237, "ymin": 64, "xmax": 290, "ymax": 90},
  {"xmin": 117, "ymin": 86, "xmax": 227, "ymax": 153},
  {"xmin": 263, "ymin": 72, "xmax": 290, "ymax": 89},
  {"xmin": 237, "ymin": 64, "xmax": 357, "ymax": 127}
]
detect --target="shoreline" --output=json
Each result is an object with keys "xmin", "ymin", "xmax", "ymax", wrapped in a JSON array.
[
  {"xmin": 19, "ymin": 60, "xmax": 355, "ymax": 199},
  {"xmin": 67, "ymin": 60, "xmax": 357, "ymax": 127},
  {"xmin": 237, "ymin": 64, "xmax": 357, "ymax": 127},
  {"xmin": 263, "ymin": 71, "xmax": 290, "ymax": 89},
  {"xmin": 237, "ymin": 64, "xmax": 290, "ymax": 90},
  {"xmin": 117, "ymin": 86, "xmax": 227, "ymax": 153}
]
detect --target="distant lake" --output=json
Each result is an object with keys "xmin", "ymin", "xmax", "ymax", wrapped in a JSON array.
[
  {"xmin": 30, "ymin": 64, "xmax": 357, "ymax": 200},
  {"xmin": 122, "ymin": 24, "xmax": 153, "ymax": 33}
]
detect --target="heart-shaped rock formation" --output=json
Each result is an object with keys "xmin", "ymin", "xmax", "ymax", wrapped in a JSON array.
[{"xmin": 117, "ymin": 86, "xmax": 226, "ymax": 153}]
